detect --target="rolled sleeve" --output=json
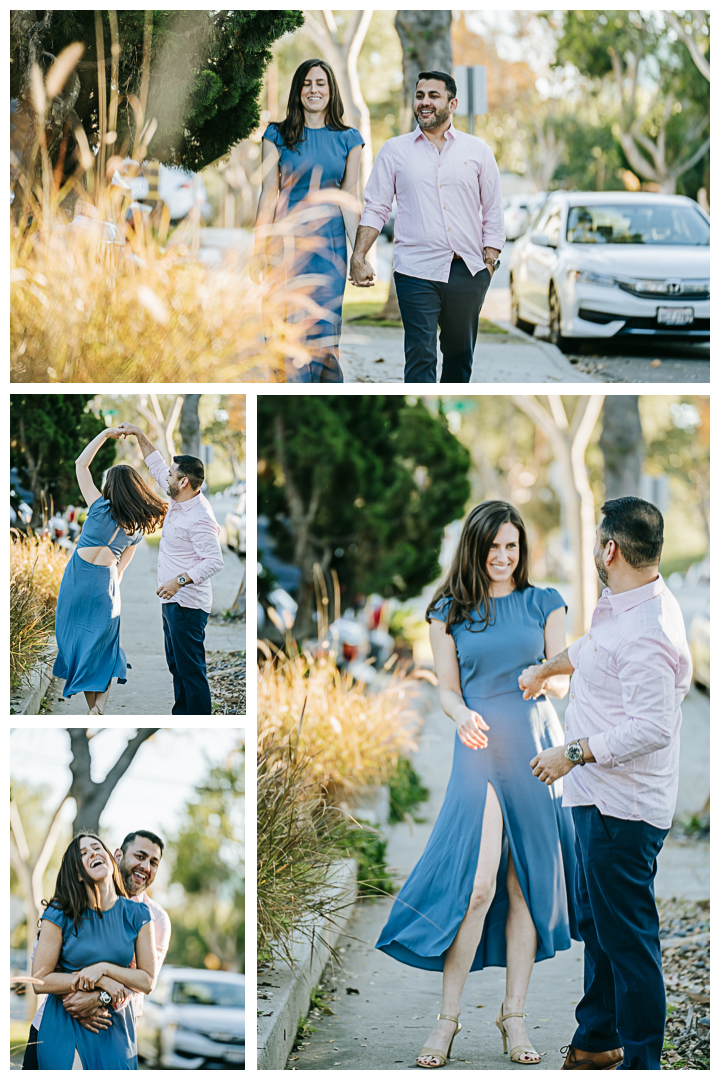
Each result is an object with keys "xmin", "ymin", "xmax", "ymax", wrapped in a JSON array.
[
  {"xmin": 188, "ymin": 517, "xmax": 223, "ymax": 585},
  {"xmin": 359, "ymin": 144, "xmax": 395, "ymax": 231},
  {"xmin": 598, "ymin": 634, "xmax": 679, "ymax": 765},
  {"xmin": 144, "ymin": 450, "xmax": 169, "ymax": 493},
  {"xmin": 567, "ymin": 636, "xmax": 585, "ymax": 669},
  {"xmin": 478, "ymin": 148, "xmax": 505, "ymax": 253}
]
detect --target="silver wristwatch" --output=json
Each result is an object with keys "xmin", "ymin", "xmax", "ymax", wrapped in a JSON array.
[
  {"xmin": 485, "ymin": 257, "xmax": 501, "ymax": 271},
  {"xmin": 98, "ymin": 989, "xmax": 112, "ymax": 1006},
  {"xmin": 176, "ymin": 574, "xmax": 189, "ymax": 587},
  {"xmin": 565, "ymin": 741, "xmax": 585, "ymax": 766}
]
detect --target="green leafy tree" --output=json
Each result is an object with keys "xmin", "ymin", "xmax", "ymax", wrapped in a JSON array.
[
  {"xmin": 258, "ymin": 396, "xmax": 471, "ymax": 639},
  {"xmin": 11, "ymin": 394, "xmax": 116, "ymax": 525},
  {"xmin": 10, "ymin": 10, "xmax": 304, "ymax": 175},
  {"xmin": 551, "ymin": 11, "xmax": 709, "ymax": 194},
  {"xmin": 166, "ymin": 748, "xmax": 244, "ymax": 972}
]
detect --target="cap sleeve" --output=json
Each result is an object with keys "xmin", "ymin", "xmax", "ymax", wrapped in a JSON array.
[
  {"xmin": 427, "ymin": 596, "xmax": 450, "ymax": 623},
  {"xmin": 538, "ymin": 586, "xmax": 567, "ymax": 620},
  {"xmin": 41, "ymin": 903, "xmax": 69, "ymax": 933},
  {"xmin": 345, "ymin": 127, "xmax": 365, "ymax": 151},
  {"xmin": 262, "ymin": 122, "xmax": 283, "ymax": 148},
  {"xmin": 128, "ymin": 899, "xmax": 153, "ymax": 934},
  {"xmin": 130, "ymin": 530, "xmax": 143, "ymax": 547}
]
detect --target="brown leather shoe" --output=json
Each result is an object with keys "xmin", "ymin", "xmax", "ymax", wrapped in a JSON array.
[{"xmin": 560, "ymin": 1045, "xmax": 624, "ymax": 1070}]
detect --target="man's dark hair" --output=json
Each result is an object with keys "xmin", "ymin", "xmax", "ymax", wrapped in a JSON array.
[
  {"xmin": 121, "ymin": 830, "xmax": 165, "ymax": 856},
  {"xmin": 173, "ymin": 454, "xmax": 204, "ymax": 490},
  {"xmin": 416, "ymin": 70, "xmax": 457, "ymax": 99},
  {"xmin": 599, "ymin": 497, "xmax": 664, "ymax": 568}
]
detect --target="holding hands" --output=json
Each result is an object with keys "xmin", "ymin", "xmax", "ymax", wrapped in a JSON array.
[
  {"xmin": 518, "ymin": 664, "xmax": 549, "ymax": 700},
  {"xmin": 349, "ymin": 255, "xmax": 376, "ymax": 288}
]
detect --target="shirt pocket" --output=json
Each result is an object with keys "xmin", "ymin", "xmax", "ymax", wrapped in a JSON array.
[
  {"xmin": 452, "ymin": 157, "xmax": 479, "ymax": 192},
  {"xmin": 584, "ymin": 641, "xmax": 616, "ymax": 690}
]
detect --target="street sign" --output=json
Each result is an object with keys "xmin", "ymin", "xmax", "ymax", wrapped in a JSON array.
[{"xmin": 452, "ymin": 65, "xmax": 487, "ymax": 136}]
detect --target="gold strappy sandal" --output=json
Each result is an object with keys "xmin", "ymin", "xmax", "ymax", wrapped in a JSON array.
[
  {"xmin": 417, "ymin": 1014, "xmax": 462, "ymax": 1068},
  {"xmin": 496, "ymin": 1005, "xmax": 541, "ymax": 1065}
]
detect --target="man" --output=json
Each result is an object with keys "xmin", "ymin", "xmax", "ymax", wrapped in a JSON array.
[
  {"xmin": 117, "ymin": 423, "xmax": 224, "ymax": 715},
  {"xmin": 350, "ymin": 70, "xmax": 505, "ymax": 383},
  {"xmin": 519, "ymin": 498, "xmax": 692, "ymax": 1071},
  {"xmin": 22, "ymin": 830, "xmax": 171, "ymax": 1070}
]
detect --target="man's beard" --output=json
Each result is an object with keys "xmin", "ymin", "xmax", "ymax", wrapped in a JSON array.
[
  {"xmin": 594, "ymin": 551, "xmax": 609, "ymax": 586},
  {"xmin": 119, "ymin": 861, "xmax": 144, "ymax": 896},
  {"xmin": 167, "ymin": 480, "xmax": 181, "ymax": 499},
  {"xmin": 415, "ymin": 103, "xmax": 450, "ymax": 130}
]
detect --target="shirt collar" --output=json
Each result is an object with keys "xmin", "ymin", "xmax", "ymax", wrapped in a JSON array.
[
  {"xmin": 413, "ymin": 121, "xmax": 457, "ymax": 142},
  {"xmin": 170, "ymin": 492, "xmax": 202, "ymax": 513},
  {"xmin": 601, "ymin": 573, "xmax": 665, "ymax": 614}
]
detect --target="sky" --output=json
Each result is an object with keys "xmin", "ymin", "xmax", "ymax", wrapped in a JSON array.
[{"xmin": 10, "ymin": 726, "xmax": 243, "ymax": 897}]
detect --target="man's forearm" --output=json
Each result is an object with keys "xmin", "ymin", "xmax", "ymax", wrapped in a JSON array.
[
  {"xmin": 541, "ymin": 648, "xmax": 575, "ymax": 677},
  {"xmin": 136, "ymin": 431, "xmax": 157, "ymax": 459},
  {"xmin": 484, "ymin": 247, "xmax": 500, "ymax": 262},
  {"xmin": 351, "ymin": 224, "xmax": 379, "ymax": 260}
]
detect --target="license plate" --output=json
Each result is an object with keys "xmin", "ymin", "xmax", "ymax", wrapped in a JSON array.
[{"xmin": 657, "ymin": 306, "xmax": 694, "ymax": 325}]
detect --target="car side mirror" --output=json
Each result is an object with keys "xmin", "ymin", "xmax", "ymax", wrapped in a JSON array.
[{"xmin": 530, "ymin": 231, "xmax": 555, "ymax": 248}]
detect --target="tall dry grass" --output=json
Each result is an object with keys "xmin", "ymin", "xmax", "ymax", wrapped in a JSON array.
[
  {"xmin": 259, "ymin": 649, "xmax": 422, "ymax": 807},
  {"xmin": 10, "ymin": 42, "xmax": 321, "ymax": 383},
  {"xmin": 10, "ymin": 533, "xmax": 69, "ymax": 689}
]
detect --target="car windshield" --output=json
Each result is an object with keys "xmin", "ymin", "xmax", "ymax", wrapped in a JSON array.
[
  {"xmin": 566, "ymin": 204, "xmax": 709, "ymax": 246},
  {"xmin": 171, "ymin": 980, "xmax": 245, "ymax": 1008}
]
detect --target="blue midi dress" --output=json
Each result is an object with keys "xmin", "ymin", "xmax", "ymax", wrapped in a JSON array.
[
  {"xmin": 53, "ymin": 498, "xmax": 141, "ymax": 697},
  {"xmin": 262, "ymin": 122, "xmax": 364, "ymax": 383},
  {"xmin": 36, "ymin": 897, "xmax": 151, "ymax": 1069},
  {"xmin": 377, "ymin": 586, "xmax": 580, "ymax": 971}
]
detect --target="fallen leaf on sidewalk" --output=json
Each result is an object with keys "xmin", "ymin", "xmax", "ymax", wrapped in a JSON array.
[{"xmin": 651, "ymin": 359, "xmax": 662, "ymax": 367}]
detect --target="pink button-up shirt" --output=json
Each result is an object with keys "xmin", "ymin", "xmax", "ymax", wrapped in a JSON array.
[
  {"xmin": 360, "ymin": 123, "xmax": 505, "ymax": 282},
  {"xmin": 563, "ymin": 575, "xmax": 692, "ymax": 829},
  {"xmin": 145, "ymin": 451, "xmax": 223, "ymax": 614}
]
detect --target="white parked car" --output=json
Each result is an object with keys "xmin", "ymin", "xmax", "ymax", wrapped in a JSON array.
[
  {"xmin": 503, "ymin": 195, "xmax": 531, "ymax": 241},
  {"xmin": 137, "ymin": 968, "xmax": 245, "ymax": 1069},
  {"xmin": 508, "ymin": 192, "xmax": 710, "ymax": 350}
]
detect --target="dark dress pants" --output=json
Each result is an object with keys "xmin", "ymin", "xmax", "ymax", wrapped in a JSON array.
[
  {"xmin": 571, "ymin": 805, "xmax": 669, "ymax": 1070},
  {"xmin": 394, "ymin": 259, "xmax": 492, "ymax": 383},
  {"xmin": 21, "ymin": 1029, "xmax": 39, "ymax": 1069},
  {"xmin": 162, "ymin": 603, "xmax": 212, "ymax": 715}
]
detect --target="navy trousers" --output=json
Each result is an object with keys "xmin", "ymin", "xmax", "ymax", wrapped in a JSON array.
[
  {"xmin": 571, "ymin": 805, "xmax": 669, "ymax": 1070},
  {"xmin": 21, "ymin": 1030, "xmax": 39, "ymax": 1069},
  {"xmin": 162, "ymin": 603, "xmax": 211, "ymax": 715},
  {"xmin": 394, "ymin": 260, "xmax": 491, "ymax": 383}
]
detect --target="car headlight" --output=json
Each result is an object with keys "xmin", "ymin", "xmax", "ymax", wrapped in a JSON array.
[{"xmin": 567, "ymin": 270, "xmax": 617, "ymax": 287}]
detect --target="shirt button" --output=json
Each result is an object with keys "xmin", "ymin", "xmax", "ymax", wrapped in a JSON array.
[{"xmin": 571, "ymin": 694, "xmax": 574, "ymax": 699}]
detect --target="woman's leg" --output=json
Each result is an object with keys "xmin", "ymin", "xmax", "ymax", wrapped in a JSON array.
[
  {"xmin": 83, "ymin": 691, "xmax": 97, "ymax": 712},
  {"xmin": 92, "ymin": 683, "xmax": 111, "ymax": 716},
  {"xmin": 501, "ymin": 853, "xmax": 540, "ymax": 1062},
  {"xmin": 418, "ymin": 783, "xmax": 504, "ymax": 1065}
]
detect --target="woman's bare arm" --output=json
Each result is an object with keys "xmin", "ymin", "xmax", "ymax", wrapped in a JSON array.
[
  {"xmin": 339, "ymin": 144, "xmax": 363, "ymax": 248},
  {"xmin": 70, "ymin": 922, "xmax": 158, "ymax": 995},
  {"xmin": 32, "ymin": 920, "xmax": 78, "ymax": 995},
  {"xmin": 116, "ymin": 543, "xmax": 138, "ymax": 583},
  {"xmin": 429, "ymin": 620, "xmax": 489, "ymax": 750},
  {"xmin": 75, "ymin": 429, "xmax": 121, "ymax": 508},
  {"xmin": 250, "ymin": 140, "xmax": 280, "ymax": 282},
  {"xmin": 542, "ymin": 606, "xmax": 570, "ymax": 699}
]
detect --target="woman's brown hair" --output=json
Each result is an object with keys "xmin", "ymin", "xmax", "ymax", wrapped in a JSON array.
[
  {"xmin": 102, "ymin": 464, "xmax": 167, "ymax": 536},
  {"xmin": 276, "ymin": 58, "xmax": 350, "ymax": 152},
  {"xmin": 426, "ymin": 500, "xmax": 531, "ymax": 633},
  {"xmin": 43, "ymin": 833, "xmax": 129, "ymax": 934}
]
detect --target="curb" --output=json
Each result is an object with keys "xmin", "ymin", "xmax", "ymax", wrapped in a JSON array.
[
  {"xmin": 12, "ymin": 640, "xmax": 57, "ymax": 715},
  {"xmin": 492, "ymin": 321, "xmax": 596, "ymax": 382},
  {"xmin": 258, "ymin": 859, "xmax": 358, "ymax": 1071}
]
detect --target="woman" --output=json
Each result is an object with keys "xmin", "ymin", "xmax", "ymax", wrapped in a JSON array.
[
  {"xmin": 32, "ymin": 833, "xmax": 157, "ymax": 1069},
  {"xmin": 376, "ymin": 501, "xmax": 579, "ymax": 1067},
  {"xmin": 251, "ymin": 58, "xmax": 364, "ymax": 383},
  {"xmin": 53, "ymin": 428, "xmax": 166, "ymax": 715}
]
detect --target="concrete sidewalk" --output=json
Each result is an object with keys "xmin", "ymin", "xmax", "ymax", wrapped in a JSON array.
[
  {"xmin": 290, "ymin": 688, "xmax": 708, "ymax": 1071},
  {"xmin": 47, "ymin": 537, "xmax": 244, "ymax": 716},
  {"xmin": 340, "ymin": 314, "xmax": 595, "ymax": 385}
]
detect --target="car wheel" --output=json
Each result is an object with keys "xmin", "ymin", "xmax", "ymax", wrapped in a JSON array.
[
  {"xmin": 548, "ymin": 283, "xmax": 569, "ymax": 352},
  {"xmin": 510, "ymin": 277, "xmax": 534, "ymax": 334}
]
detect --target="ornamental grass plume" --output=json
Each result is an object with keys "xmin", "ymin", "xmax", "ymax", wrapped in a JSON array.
[
  {"xmin": 10, "ymin": 532, "xmax": 69, "ymax": 689},
  {"xmin": 258, "ymin": 647, "xmax": 421, "ymax": 807}
]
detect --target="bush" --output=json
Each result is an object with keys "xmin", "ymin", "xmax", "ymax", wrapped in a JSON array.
[
  {"xmin": 339, "ymin": 820, "xmax": 396, "ymax": 899},
  {"xmin": 10, "ymin": 533, "xmax": 69, "ymax": 689},
  {"xmin": 388, "ymin": 756, "xmax": 430, "ymax": 824}
]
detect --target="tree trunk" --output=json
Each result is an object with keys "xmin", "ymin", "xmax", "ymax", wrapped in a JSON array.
[
  {"xmin": 599, "ymin": 396, "xmax": 643, "ymax": 502},
  {"xmin": 69, "ymin": 727, "xmax": 159, "ymax": 833},
  {"xmin": 513, "ymin": 395, "xmax": 605, "ymax": 637},
  {"xmin": 179, "ymin": 394, "xmax": 202, "ymax": 459},
  {"xmin": 394, "ymin": 11, "xmax": 453, "ymax": 134}
]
